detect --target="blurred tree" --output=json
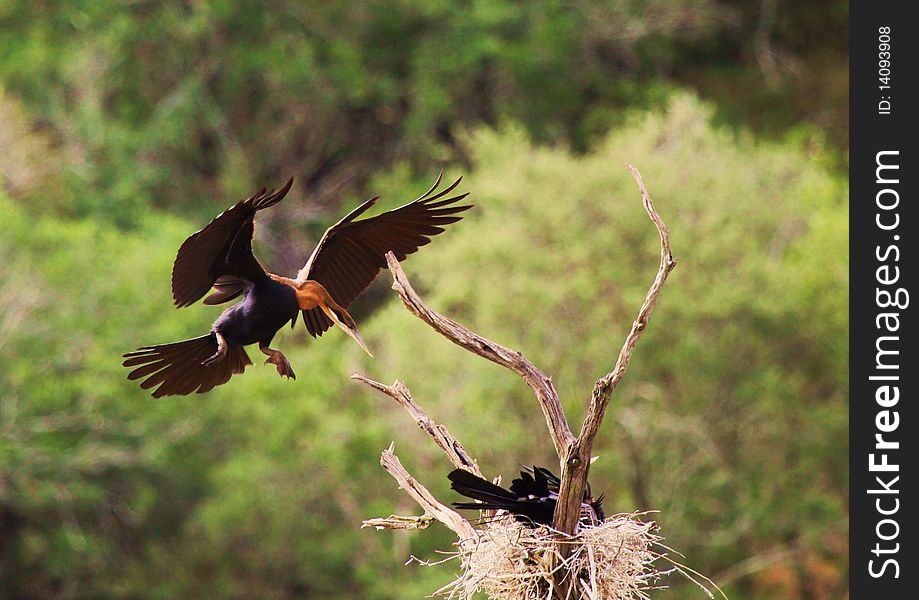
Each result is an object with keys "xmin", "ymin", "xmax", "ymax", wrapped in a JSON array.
[{"xmin": 0, "ymin": 0, "xmax": 845, "ymax": 229}]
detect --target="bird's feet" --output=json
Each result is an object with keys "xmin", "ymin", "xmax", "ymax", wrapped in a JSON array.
[
  {"xmin": 201, "ymin": 331, "xmax": 228, "ymax": 366},
  {"xmin": 264, "ymin": 351, "xmax": 296, "ymax": 380},
  {"xmin": 201, "ymin": 352, "xmax": 222, "ymax": 367}
]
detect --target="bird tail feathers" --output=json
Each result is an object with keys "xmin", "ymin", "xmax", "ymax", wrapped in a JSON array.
[
  {"xmin": 448, "ymin": 469, "xmax": 519, "ymax": 506},
  {"xmin": 122, "ymin": 334, "xmax": 252, "ymax": 397}
]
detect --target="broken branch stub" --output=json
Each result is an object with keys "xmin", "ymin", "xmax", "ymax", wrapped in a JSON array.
[{"xmin": 378, "ymin": 444, "xmax": 477, "ymax": 540}]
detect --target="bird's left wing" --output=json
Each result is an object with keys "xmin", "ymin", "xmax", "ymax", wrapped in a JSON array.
[{"xmin": 295, "ymin": 172, "xmax": 471, "ymax": 337}]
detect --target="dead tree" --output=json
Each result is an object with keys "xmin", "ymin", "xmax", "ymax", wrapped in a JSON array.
[{"xmin": 354, "ymin": 166, "xmax": 682, "ymax": 599}]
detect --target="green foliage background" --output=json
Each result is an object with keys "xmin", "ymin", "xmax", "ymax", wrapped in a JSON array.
[{"xmin": 1, "ymin": 2, "xmax": 846, "ymax": 599}]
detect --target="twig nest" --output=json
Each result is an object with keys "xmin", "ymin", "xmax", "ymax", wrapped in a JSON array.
[{"xmin": 442, "ymin": 512, "xmax": 665, "ymax": 600}]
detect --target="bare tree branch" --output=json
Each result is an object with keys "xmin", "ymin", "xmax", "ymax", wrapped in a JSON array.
[
  {"xmin": 552, "ymin": 164, "xmax": 676, "ymax": 539},
  {"xmin": 378, "ymin": 444, "xmax": 477, "ymax": 540},
  {"xmin": 351, "ymin": 374, "xmax": 482, "ymax": 476},
  {"xmin": 361, "ymin": 514, "xmax": 435, "ymax": 530},
  {"xmin": 383, "ymin": 251, "xmax": 576, "ymax": 457}
]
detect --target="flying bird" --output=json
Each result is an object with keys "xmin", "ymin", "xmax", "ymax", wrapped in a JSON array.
[
  {"xmin": 448, "ymin": 466, "xmax": 605, "ymax": 527},
  {"xmin": 123, "ymin": 173, "xmax": 471, "ymax": 397}
]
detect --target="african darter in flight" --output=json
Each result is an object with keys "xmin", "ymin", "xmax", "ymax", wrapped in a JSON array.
[{"xmin": 123, "ymin": 173, "xmax": 470, "ymax": 397}]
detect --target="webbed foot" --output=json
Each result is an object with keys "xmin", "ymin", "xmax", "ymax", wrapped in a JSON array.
[
  {"xmin": 263, "ymin": 351, "xmax": 296, "ymax": 379},
  {"xmin": 201, "ymin": 331, "xmax": 228, "ymax": 366}
]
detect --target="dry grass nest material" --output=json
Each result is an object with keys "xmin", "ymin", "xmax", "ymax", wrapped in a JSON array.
[{"xmin": 435, "ymin": 512, "xmax": 715, "ymax": 600}]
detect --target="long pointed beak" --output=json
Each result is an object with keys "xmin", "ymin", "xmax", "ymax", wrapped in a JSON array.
[
  {"xmin": 322, "ymin": 306, "xmax": 373, "ymax": 357},
  {"xmin": 346, "ymin": 327, "xmax": 373, "ymax": 357}
]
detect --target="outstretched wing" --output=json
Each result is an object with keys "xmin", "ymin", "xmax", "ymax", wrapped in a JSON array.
[
  {"xmin": 296, "ymin": 172, "xmax": 471, "ymax": 337},
  {"xmin": 171, "ymin": 178, "xmax": 294, "ymax": 308}
]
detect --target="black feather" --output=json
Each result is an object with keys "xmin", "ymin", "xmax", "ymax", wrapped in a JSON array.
[{"xmin": 448, "ymin": 466, "xmax": 606, "ymax": 528}]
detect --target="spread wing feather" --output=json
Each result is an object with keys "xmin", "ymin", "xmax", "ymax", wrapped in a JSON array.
[
  {"xmin": 297, "ymin": 172, "xmax": 471, "ymax": 337},
  {"xmin": 171, "ymin": 178, "xmax": 293, "ymax": 308},
  {"xmin": 202, "ymin": 276, "xmax": 251, "ymax": 306}
]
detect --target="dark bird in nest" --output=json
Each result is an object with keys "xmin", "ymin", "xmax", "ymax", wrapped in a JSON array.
[
  {"xmin": 448, "ymin": 466, "xmax": 605, "ymax": 527},
  {"xmin": 123, "ymin": 173, "xmax": 471, "ymax": 397}
]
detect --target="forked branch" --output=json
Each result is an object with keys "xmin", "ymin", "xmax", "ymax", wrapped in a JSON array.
[
  {"xmin": 373, "ymin": 443, "xmax": 477, "ymax": 540},
  {"xmin": 350, "ymin": 374, "xmax": 482, "ymax": 477},
  {"xmin": 383, "ymin": 251, "xmax": 576, "ymax": 457},
  {"xmin": 552, "ymin": 164, "xmax": 676, "ymax": 539}
]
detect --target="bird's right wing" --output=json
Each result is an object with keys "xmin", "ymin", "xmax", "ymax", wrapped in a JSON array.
[{"xmin": 171, "ymin": 178, "xmax": 293, "ymax": 308}]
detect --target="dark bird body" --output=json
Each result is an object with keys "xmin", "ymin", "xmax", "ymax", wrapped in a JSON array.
[
  {"xmin": 213, "ymin": 280, "xmax": 298, "ymax": 348},
  {"xmin": 448, "ymin": 466, "xmax": 605, "ymax": 527},
  {"xmin": 124, "ymin": 174, "xmax": 470, "ymax": 397}
]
